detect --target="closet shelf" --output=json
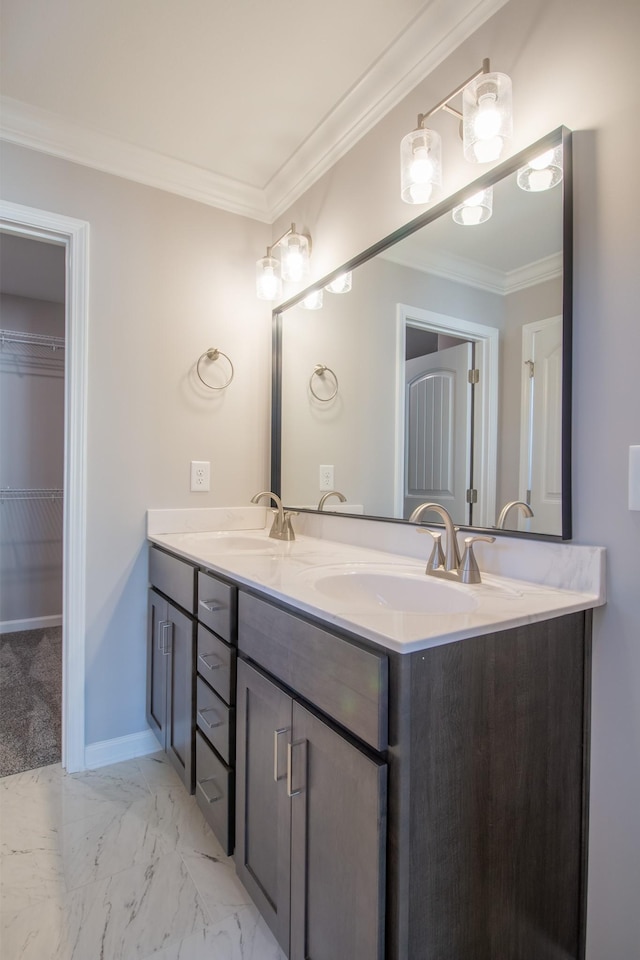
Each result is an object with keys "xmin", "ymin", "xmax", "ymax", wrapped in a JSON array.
[
  {"xmin": 0, "ymin": 488, "xmax": 64, "ymax": 502},
  {"xmin": 1, "ymin": 328, "xmax": 66, "ymax": 354}
]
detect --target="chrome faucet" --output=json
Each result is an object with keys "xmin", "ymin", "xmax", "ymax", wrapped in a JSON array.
[
  {"xmin": 317, "ymin": 490, "xmax": 347, "ymax": 511},
  {"xmin": 497, "ymin": 500, "xmax": 534, "ymax": 529},
  {"xmin": 410, "ymin": 501, "xmax": 495, "ymax": 583},
  {"xmin": 409, "ymin": 502, "xmax": 461, "ymax": 571},
  {"xmin": 250, "ymin": 491, "xmax": 298, "ymax": 541}
]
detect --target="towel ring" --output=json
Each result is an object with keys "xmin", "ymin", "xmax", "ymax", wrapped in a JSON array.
[
  {"xmin": 196, "ymin": 348, "xmax": 234, "ymax": 390},
  {"xmin": 309, "ymin": 363, "xmax": 338, "ymax": 402}
]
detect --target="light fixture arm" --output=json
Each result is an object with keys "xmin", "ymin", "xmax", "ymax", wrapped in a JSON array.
[
  {"xmin": 265, "ymin": 222, "xmax": 312, "ymax": 258},
  {"xmin": 416, "ymin": 58, "xmax": 490, "ymax": 128}
]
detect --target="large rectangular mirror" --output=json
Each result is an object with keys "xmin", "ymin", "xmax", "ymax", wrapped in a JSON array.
[{"xmin": 272, "ymin": 127, "xmax": 572, "ymax": 539}]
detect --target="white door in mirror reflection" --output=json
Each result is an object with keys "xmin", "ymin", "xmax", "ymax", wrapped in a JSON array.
[
  {"xmin": 519, "ymin": 315, "xmax": 562, "ymax": 534},
  {"xmin": 404, "ymin": 342, "xmax": 472, "ymax": 523}
]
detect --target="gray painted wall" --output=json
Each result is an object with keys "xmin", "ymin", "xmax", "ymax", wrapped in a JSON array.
[{"xmin": 0, "ymin": 293, "xmax": 65, "ymax": 624}]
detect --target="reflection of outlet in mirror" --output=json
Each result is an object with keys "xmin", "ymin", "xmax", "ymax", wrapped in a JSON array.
[
  {"xmin": 319, "ymin": 464, "xmax": 334, "ymax": 491},
  {"xmin": 190, "ymin": 460, "xmax": 211, "ymax": 492}
]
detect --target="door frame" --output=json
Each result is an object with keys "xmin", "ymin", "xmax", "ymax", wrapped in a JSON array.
[
  {"xmin": 1, "ymin": 199, "xmax": 89, "ymax": 773},
  {"xmin": 395, "ymin": 304, "xmax": 499, "ymax": 527}
]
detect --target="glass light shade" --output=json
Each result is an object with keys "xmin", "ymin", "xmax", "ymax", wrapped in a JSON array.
[
  {"xmin": 463, "ymin": 72, "xmax": 512, "ymax": 163},
  {"xmin": 517, "ymin": 145, "xmax": 563, "ymax": 192},
  {"xmin": 325, "ymin": 271, "xmax": 352, "ymax": 294},
  {"xmin": 452, "ymin": 186, "xmax": 493, "ymax": 225},
  {"xmin": 281, "ymin": 232, "xmax": 310, "ymax": 283},
  {"xmin": 300, "ymin": 289, "xmax": 323, "ymax": 310},
  {"xmin": 400, "ymin": 127, "xmax": 442, "ymax": 204},
  {"xmin": 256, "ymin": 256, "xmax": 282, "ymax": 301}
]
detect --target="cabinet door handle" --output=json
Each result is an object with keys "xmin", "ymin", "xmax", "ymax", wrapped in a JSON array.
[
  {"xmin": 198, "ymin": 776, "xmax": 223, "ymax": 804},
  {"xmin": 198, "ymin": 653, "xmax": 222, "ymax": 672},
  {"xmin": 157, "ymin": 619, "xmax": 170, "ymax": 652},
  {"xmin": 161, "ymin": 621, "xmax": 172, "ymax": 655},
  {"xmin": 197, "ymin": 708, "xmax": 223, "ymax": 730},
  {"xmin": 199, "ymin": 599, "xmax": 224, "ymax": 613},
  {"xmin": 287, "ymin": 739, "xmax": 307, "ymax": 798},
  {"xmin": 273, "ymin": 727, "xmax": 290, "ymax": 782}
]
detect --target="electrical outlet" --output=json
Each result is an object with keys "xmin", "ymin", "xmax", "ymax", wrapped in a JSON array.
[
  {"xmin": 190, "ymin": 460, "xmax": 210, "ymax": 492},
  {"xmin": 319, "ymin": 464, "xmax": 334, "ymax": 491}
]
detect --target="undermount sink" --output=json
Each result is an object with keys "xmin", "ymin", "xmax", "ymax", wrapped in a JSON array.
[
  {"xmin": 301, "ymin": 564, "xmax": 480, "ymax": 615},
  {"xmin": 199, "ymin": 532, "xmax": 276, "ymax": 552}
]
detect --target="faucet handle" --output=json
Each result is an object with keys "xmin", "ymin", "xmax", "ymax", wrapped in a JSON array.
[
  {"xmin": 280, "ymin": 510, "xmax": 298, "ymax": 541},
  {"xmin": 459, "ymin": 535, "xmax": 496, "ymax": 584},
  {"xmin": 417, "ymin": 528, "xmax": 446, "ymax": 572}
]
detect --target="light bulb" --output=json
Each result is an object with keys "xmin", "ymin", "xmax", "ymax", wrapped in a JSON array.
[
  {"xmin": 409, "ymin": 182, "xmax": 433, "ymax": 203},
  {"xmin": 281, "ymin": 233, "xmax": 310, "ymax": 283},
  {"xmin": 527, "ymin": 168, "xmax": 554, "ymax": 191},
  {"xmin": 410, "ymin": 147, "xmax": 434, "ymax": 185},
  {"xmin": 301, "ymin": 289, "xmax": 323, "ymax": 310},
  {"xmin": 473, "ymin": 94, "xmax": 501, "ymax": 140},
  {"xmin": 463, "ymin": 72, "xmax": 512, "ymax": 163},
  {"xmin": 326, "ymin": 271, "xmax": 352, "ymax": 294},
  {"xmin": 529, "ymin": 149, "xmax": 555, "ymax": 170},
  {"xmin": 452, "ymin": 186, "xmax": 493, "ymax": 226},
  {"xmin": 400, "ymin": 127, "xmax": 441, "ymax": 204},
  {"xmin": 256, "ymin": 256, "xmax": 282, "ymax": 300}
]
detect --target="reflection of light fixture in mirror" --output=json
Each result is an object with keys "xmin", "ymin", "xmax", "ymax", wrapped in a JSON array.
[
  {"xmin": 452, "ymin": 186, "xmax": 493, "ymax": 225},
  {"xmin": 517, "ymin": 146, "xmax": 563, "ymax": 192},
  {"xmin": 401, "ymin": 59, "xmax": 512, "ymax": 205},
  {"xmin": 301, "ymin": 289, "xmax": 323, "ymax": 310},
  {"xmin": 463, "ymin": 70, "xmax": 512, "ymax": 163},
  {"xmin": 325, "ymin": 271, "xmax": 353, "ymax": 294},
  {"xmin": 255, "ymin": 222, "xmax": 312, "ymax": 300}
]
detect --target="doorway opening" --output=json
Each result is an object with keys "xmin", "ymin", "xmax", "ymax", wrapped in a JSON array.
[{"xmin": 0, "ymin": 200, "xmax": 89, "ymax": 773}]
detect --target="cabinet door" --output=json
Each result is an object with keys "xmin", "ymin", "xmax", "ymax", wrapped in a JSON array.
[
  {"xmin": 146, "ymin": 589, "xmax": 168, "ymax": 748},
  {"xmin": 165, "ymin": 599, "xmax": 196, "ymax": 792},
  {"xmin": 235, "ymin": 660, "xmax": 292, "ymax": 955},
  {"xmin": 290, "ymin": 701, "xmax": 387, "ymax": 960}
]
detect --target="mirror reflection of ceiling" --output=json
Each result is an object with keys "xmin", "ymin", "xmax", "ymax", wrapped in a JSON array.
[{"xmin": 380, "ymin": 170, "xmax": 563, "ymax": 292}]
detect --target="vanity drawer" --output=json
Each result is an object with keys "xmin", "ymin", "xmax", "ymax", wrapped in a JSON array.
[
  {"xmin": 197, "ymin": 570, "xmax": 236, "ymax": 642},
  {"xmin": 149, "ymin": 546, "xmax": 195, "ymax": 614},
  {"xmin": 238, "ymin": 592, "xmax": 388, "ymax": 751},
  {"xmin": 197, "ymin": 624, "xmax": 235, "ymax": 705},
  {"xmin": 196, "ymin": 676, "xmax": 234, "ymax": 765},
  {"xmin": 195, "ymin": 729, "xmax": 234, "ymax": 855}
]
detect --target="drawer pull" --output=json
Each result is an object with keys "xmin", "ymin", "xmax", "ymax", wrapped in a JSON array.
[
  {"xmin": 199, "ymin": 599, "xmax": 224, "ymax": 613},
  {"xmin": 198, "ymin": 653, "xmax": 222, "ymax": 672},
  {"xmin": 198, "ymin": 776, "xmax": 223, "ymax": 804},
  {"xmin": 273, "ymin": 727, "xmax": 290, "ymax": 782},
  {"xmin": 287, "ymin": 739, "xmax": 307, "ymax": 798},
  {"xmin": 197, "ymin": 707, "xmax": 223, "ymax": 730}
]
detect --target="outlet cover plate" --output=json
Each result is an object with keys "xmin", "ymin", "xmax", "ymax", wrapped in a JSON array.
[{"xmin": 190, "ymin": 460, "xmax": 211, "ymax": 492}]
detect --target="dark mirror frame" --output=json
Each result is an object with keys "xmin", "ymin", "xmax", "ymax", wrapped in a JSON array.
[{"xmin": 271, "ymin": 126, "xmax": 573, "ymax": 541}]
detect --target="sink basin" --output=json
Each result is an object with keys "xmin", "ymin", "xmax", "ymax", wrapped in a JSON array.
[
  {"xmin": 302, "ymin": 564, "xmax": 479, "ymax": 615},
  {"xmin": 198, "ymin": 533, "xmax": 276, "ymax": 553}
]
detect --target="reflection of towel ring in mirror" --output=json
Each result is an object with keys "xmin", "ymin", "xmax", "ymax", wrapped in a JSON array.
[
  {"xmin": 309, "ymin": 363, "xmax": 338, "ymax": 402},
  {"xmin": 196, "ymin": 348, "xmax": 234, "ymax": 390}
]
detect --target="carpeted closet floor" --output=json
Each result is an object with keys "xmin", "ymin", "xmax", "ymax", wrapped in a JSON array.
[{"xmin": 0, "ymin": 626, "xmax": 62, "ymax": 778}]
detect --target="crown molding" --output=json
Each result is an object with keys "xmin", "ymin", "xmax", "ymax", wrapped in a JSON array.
[
  {"xmin": 0, "ymin": 97, "xmax": 271, "ymax": 223},
  {"xmin": 382, "ymin": 248, "xmax": 563, "ymax": 296},
  {"xmin": 0, "ymin": 0, "xmax": 509, "ymax": 224}
]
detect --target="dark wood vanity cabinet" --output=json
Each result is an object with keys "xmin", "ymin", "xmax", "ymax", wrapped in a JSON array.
[
  {"xmin": 236, "ymin": 621, "xmax": 387, "ymax": 960},
  {"xmin": 147, "ymin": 546, "xmax": 197, "ymax": 791}
]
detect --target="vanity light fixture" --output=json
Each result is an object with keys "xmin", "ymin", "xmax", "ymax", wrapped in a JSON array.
[
  {"xmin": 452, "ymin": 185, "xmax": 493, "ymax": 225},
  {"xmin": 517, "ymin": 145, "xmax": 563, "ymax": 192},
  {"xmin": 301, "ymin": 289, "xmax": 323, "ymax": 310},
  {"xmin": 256, "ymin": 222, "xmax": 312, "ymax": 300},
  {"xmin": 325, "ymin": 271, "xmax": 352, "ymax": 294},
  {"xmin": 401, "ymin": 59, "xmax": 512, "ymax": 205}
]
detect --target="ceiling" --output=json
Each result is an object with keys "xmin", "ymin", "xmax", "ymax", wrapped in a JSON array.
[{"xmin": 0, "ymin": 0, "xmax": 509, "ymax": 222}]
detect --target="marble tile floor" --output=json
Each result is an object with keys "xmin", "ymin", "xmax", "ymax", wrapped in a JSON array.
[{"xmin": 0, "ymin": 752, "xmax": 286, "ymax": 960}]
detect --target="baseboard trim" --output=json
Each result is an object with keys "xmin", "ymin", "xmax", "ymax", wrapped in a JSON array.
[
  {"xmin": 84, "ymin": 729, "xmax": 161, "ymax": 769},
  {"xmin": 0, "ymin": 614, "xmax": 63, "ymax": 634}
]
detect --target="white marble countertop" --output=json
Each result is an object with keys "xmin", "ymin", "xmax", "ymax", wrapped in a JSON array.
[{"xmin": 147, "ymin": 509, "xmax": 605, "ymax": 654}]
